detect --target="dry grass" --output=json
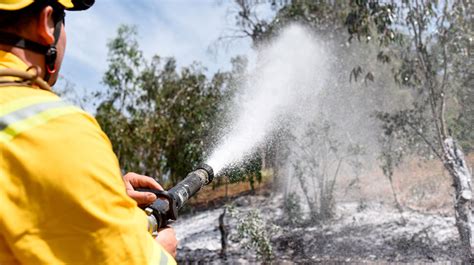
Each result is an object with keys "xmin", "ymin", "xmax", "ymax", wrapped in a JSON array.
[
  {"xmin": 336, "ymin": 154, "xmax": 474, "ymax": 214},
  {"xmin": 187, "ymin": 169, "xmax": 273, "ymax": 209},
  {"xmin": 187, "ymin": 155, "xmax": 473, "ymax": 214}
]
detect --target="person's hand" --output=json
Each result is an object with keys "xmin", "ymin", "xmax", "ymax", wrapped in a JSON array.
[
  {"xmin": 123, "ymin": 172, "xmax": 163, "ymax": 206},
  {"xmin": 156, "ymin": 226, "xmax": 178, "ymax": 258}
]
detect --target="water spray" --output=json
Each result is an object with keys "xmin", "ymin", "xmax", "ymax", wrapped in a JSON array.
[
  {"xmin": 206, "ymin": 24, "xmax": 329, "ymax": 175},
  {"xmin": 139, "ymin": 25, "xmax": 328, "ymax": 236},
  {"xmin": 138, "ymin": 164, "xmax": 214, "ymax": 237}
]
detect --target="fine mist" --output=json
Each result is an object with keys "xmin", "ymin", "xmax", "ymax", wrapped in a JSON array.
[{"xmin": 206, "ymin": 25, "xmax": 331, "ymax": 175}]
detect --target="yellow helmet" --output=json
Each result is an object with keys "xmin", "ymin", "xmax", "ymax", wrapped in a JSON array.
[{"xmin": 0, "ymin": 0, "xmax": 94, "ymax": 11}]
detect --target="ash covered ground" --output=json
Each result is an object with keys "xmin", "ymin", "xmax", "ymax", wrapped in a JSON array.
[{"xmin": 174, "ymin": 193, "xmax": 466, "ymax": 264}]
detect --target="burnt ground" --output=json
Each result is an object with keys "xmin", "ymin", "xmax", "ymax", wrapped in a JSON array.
[
  {"xmin": 271, "ymin": 221, "xmax": 463, "ymax": 263},
  {"xmin": 174, "ymin": 192, "xmax": 467, "ymax": 264}
]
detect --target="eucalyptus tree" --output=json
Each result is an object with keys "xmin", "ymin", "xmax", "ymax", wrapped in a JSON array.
[
  {"xmin": 97, "ymin": 25, "xmax": 223, "ymax": 185},
  {"xmin": 345, "ymin": 1, "xmax": 473, "ymax": 259},
  {"xmin": 230, "ymin": 0, "xmax": 473, "ymax": 260}
]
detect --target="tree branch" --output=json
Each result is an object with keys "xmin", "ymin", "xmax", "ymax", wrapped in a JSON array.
[
  {"xmin": 410, "ymin": 1, "xmax": 445, "ymax": 152},
  {"xmin": 405, "ymin": 120, "xmax": 443, "ymax": 160}
]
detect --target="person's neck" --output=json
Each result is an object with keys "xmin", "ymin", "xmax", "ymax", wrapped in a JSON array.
[{"xmin": 0, "ymin": 44, "xmax": 46, "ymax": 74}]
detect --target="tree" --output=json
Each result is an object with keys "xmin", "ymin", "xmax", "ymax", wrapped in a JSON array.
[
  {"xmin": 345, "ymin": 0, "xmax": 473, "ymax": 260},
  {"xmin": 285, "ymin": 119, "xmax": 364, "ymax": 222},
  {"xmin": 228, "ymin": 0, "xmax": 349, "ymax": 47},
  {"xmin": 96, "ymin": 25, "xmax": 223, "ymax": 185}
]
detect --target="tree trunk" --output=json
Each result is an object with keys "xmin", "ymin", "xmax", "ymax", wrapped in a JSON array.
[
  {"xmin": 294, "ymin": 168, "xmax": 317, "ymax": 218},
  {"xmin": 387, "ymin": 174, "xmax": 407, "ymax": 225},
  {"xmin": 443, "ymin": 137, "xmax": 473, "ymax": 261},
  {"xmin": 219, "ymin": 208, "xmax": 228, "ymax": 258}
]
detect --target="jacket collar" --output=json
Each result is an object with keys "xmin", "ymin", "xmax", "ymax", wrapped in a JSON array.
[
  {"xmin": 0, "ymin": 50, "xmax": 29, "ymax": 71},
  {"xmin": 0, "ymin": 50, "xmax": 52, "ymax": 91}
]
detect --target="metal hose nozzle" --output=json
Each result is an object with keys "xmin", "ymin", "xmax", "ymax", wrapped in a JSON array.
[{"xmin": 139, "ymin": 164, "xmax": 214, "ymax": 234}]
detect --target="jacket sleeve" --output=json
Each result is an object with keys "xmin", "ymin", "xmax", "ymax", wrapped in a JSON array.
[{"xmin": 1, "ymin": 108, "xmax": 175, "ymax": 265}]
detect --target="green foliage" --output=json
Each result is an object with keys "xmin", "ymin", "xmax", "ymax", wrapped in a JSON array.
[
  {"xmin": 345, "ymin": 1, "xmax": 397, "ymax": 45},
  {"xmin": 231, "ymin": 0, "xmax": 349, "ymax": 46},
  {"xmin": 228, "ymin": 206, "xmax": 276, "ymax": 261},
  {"xmin": 345, "ymin": 0, "xmax": 473, "ymax": 155},
  {"xmin": 221, "ymin": 154, "xmax": 262, "ymax": 190},
  {"xmin": 96, "ymin": 25, "xmax": 223, "ymax": 185},
  {"xmin": 95, "ymin": 25, "xmax": 263, "ymax": 186}
]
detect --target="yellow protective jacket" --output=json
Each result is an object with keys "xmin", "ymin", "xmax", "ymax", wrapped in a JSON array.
[{"xmin": 0, "ymin": 51, "xmax": 176, "ymax": 265}]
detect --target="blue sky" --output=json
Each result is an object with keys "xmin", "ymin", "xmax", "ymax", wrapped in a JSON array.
[{"xmin": 59, "ymin": 1, "xmax": 274, "ymax": 111}]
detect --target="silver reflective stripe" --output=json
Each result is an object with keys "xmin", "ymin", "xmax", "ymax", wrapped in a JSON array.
[
  {"xmin": 0, "ymin": 100, "xmax": 70, "ymax": 131},
  {"xmin": 159, "ymin": 249, "xmax": 169, "ymax": 265}
]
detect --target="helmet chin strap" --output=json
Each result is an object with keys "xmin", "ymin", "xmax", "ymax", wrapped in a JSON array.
[{"xmin": 0, "ymin": 17, "xmax": 62, "ymax": 84}]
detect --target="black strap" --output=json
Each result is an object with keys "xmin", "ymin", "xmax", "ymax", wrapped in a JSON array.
[
  {"xmin": 0, "ymin": 32, "xmax": 49, "ymax": 55},
  {"xmin": 0, "ymin": 8, "xmax": 64, "ymax": 83}
]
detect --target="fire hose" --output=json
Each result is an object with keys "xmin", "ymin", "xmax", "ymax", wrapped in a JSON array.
[{"xmin": 137, "ymin": 164, "xmax": 214, "ymax": 237}]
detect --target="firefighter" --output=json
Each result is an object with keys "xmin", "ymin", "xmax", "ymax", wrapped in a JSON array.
[{"xmin": 0, "ymin": 0, "xmax": 177, "ymax": 264}]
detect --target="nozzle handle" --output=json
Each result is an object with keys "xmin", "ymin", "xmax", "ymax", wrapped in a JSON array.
[
  {"xmin": 136, "ymin": 188, "xmax": 178, "ymax": 227},
  {"xmin": 136, "ymin": 188, "xmax": 166, "ymax": 197}
]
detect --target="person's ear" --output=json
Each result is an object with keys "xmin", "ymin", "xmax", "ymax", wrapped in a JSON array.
[{"xmin": 36, "ymin": 6, "xmax": 55, "ymax": 45}]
